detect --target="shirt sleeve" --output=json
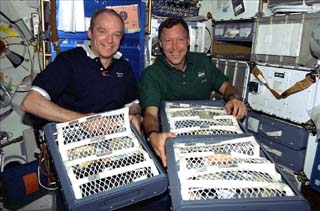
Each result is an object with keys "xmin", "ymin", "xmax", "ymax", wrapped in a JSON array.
[
  {"xmin": 32, "ymin": 54, "xmax": 72, "ymax": 102},
  {"xmin": 206, "ymin": 57, "xmax": 229, "ymax": 91},
  {"xmin": 138, "ymin": 67, "xmax": 162, "ymax": 109}
]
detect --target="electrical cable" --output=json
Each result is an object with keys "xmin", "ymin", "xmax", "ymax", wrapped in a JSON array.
[
  {"xmin": 49, "ymin": 0, "xmax": 60, "ymax": 54},
  {"xmin": 37, "ymin": 158, "xmax": 57, "ymax": 191},
  {"xmin": 0, "ymin": 150, "xmax": 4, "ymax": 172},
  {"xmin": 38, "ymin": 143, "xmax": 57, "ymax": 188},
  {"xmin": 205, "ymin": 26, "xmax": 212, "ymax": 54},
  {"xmin": 0, "ymin": 135, "xmax": 22, "ymax": 148}
]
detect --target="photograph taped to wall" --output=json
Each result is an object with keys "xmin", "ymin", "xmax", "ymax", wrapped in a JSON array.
[{"xmin": 107, "ymin": 4, "xmax": 140, "ymax": 33}]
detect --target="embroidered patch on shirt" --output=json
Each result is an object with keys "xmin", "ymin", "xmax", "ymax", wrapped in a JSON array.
[
  {"xmin": 198, "ymin": 72, "xmax": 205, "ymax": 78},
  {"xmin": 116, "ymin": 72, "xmax": 124, "ymax": 78},
  {"xmin": 101, "ymin": 69, "xmax": 110, "ymax": 76}
]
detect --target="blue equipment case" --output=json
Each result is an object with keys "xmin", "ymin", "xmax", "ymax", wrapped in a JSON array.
[
  {"xmin": 0, "ymin": 160, "xmax": 51, "ymax": 210},
  {"xmin": 165, "ymin": 134, "xmax": 310, "ymax": 211},
  {"xmin": 53, "ymin": 0, "xmax": 146, "ymax": 79},
  {"xmin": 310, "ymin": 139, "xmax": 320, "ymax": 192},
  {"xmin": 43, "ymin": 123, "xmax": 168, "ymax": 211}
]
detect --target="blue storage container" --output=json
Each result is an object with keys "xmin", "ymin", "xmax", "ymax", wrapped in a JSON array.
[
  {"xmin": 0, "ymin": 160, "xmax": 51, "ymax": 210},
  {"xmin": 165, "ymin": 134, "xmax": 310, "ymax": 211},
  {"xmin": 310, "ymin": 139, "xmax": 320, "ymax": 192},
  {"xmin": 43, "ymin": 123, "xmax": 168, "ymax": 211}
]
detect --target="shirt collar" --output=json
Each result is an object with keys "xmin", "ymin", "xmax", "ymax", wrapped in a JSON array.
[
  {"xmin": 79, "ymin": 40, "xmax": 122, "ymax": 60},
  {"xmin": 157, "ymin": 52, "xmax": 192, "ymax": 70}
]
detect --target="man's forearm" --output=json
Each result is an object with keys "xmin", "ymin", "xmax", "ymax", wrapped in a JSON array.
[
  {"xmin": 128, "ymin": 102, "xmax": 141, "ymax": 115},
  {"xmin": 21, "ymin": 91, "xmax": 87, "ymax": 122},
  {"xmin": 143, "ymin": 113, "xmax": 160, "ymax": 136},
  {"xmin": 219, "ymin": 81, "xmax": 241, "ymax": 101}
]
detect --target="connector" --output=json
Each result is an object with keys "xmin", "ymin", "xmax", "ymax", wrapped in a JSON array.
[{"xmin": 31, "ymin": 12, "xmax": 40, "ymax": 36}]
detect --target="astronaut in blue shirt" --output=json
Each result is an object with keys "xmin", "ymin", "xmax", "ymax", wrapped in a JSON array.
[{"xmin": 21, "ymin": 8, "xmax": 141, "ymax": 130}]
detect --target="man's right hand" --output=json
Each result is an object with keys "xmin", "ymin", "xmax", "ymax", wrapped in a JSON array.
[{"xmin": 149, "ymin": 132, "xmax": 176, "ymax": 167}]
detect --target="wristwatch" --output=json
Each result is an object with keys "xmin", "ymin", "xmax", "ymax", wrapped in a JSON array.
[
  {"xmin": 228, "ymin": 94, "xmax": 242, "ymax": 101},
  {"xmin": 146, "ymin": 130, "xmax": 158, "ymax": 141}
]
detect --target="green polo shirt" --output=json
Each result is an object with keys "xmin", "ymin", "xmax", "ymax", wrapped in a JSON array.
[{"xmin": 139, "ymin": 52, "xmax": 228, "ymax": 109}]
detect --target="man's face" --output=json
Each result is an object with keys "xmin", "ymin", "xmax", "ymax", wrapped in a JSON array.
[
  {"xmin": 159, "ymin": 24, "xmax": 190, "ymax": 70},
  {"xmin": 88, "ymin": 13, "xmax": 123, "ymax": 59}
]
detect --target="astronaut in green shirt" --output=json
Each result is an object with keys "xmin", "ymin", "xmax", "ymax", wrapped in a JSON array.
[{"xmin": 139, "ymin": 17, "xmax": 247, "ymax": 167}]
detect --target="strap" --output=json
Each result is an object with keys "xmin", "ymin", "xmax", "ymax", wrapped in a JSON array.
[
  {"xmin": 49, "ymin": 0, "xmax": 60, "ymax": 54},
  {"xmin": 252, "ymin": 65, "xmax": 316, "ymax": 100}
]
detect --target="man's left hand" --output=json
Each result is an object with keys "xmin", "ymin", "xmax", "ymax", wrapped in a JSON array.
[{"xmin": 224, "ymin": 98, "xmax": 247, "ymax": 119}]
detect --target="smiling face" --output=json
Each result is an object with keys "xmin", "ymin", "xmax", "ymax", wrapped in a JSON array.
[
  {"xmin": 88, "ymin": 12, "xmax": 124, "ymax": 63},
  {"xmin": 159, "ymin": 24, "xmax": 190, "ymax": 71}
]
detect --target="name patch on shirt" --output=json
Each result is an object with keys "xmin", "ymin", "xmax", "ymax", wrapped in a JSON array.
[{"xmin": 116, "ymin": 72, "xmax": 124, "ymax": 78}]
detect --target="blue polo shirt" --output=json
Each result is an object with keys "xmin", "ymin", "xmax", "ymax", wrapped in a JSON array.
[{"xmin": 32, "ymin": 46, "xmax": 138, "ymax": 113}]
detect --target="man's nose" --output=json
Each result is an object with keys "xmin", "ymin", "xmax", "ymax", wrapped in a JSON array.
[
  {"xmin": 172, "ymin": 39, "xmax": 178, "ymax": 49},
  {"xmin": 105, "ymin": 33, "xmax": 113, "ymax": 43}
]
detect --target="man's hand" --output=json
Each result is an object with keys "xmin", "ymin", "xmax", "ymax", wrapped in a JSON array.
[
  {"xmin": 129, "ymin": 114, "xmax": 141, "ymax": 133},
  {"xmin": 224, "ymin": 98, "xmax": 247, "ymax": 119},
  {"xmin": 218, "ymin": 81, "xmax": 247, "ymax": 119},
  {"xmin": 149, "ymin": 132, "xmax": 176, "ymax": 167},
  {"xmin": 82, "ymin": 116, "xmax": 119, "ymax": 135}
]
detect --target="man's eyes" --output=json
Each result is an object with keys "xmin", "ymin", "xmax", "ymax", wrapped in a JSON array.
[
  {"xmin": 97, "ymin": 29, "xmax": 106, "ymax": 34},
  {"xmin": 97, "ymin": 30, "xmax": 121, "ymax": 37},
  {"xmin": 164, "ymin": 38, "xmax": 186, "ymax": 43}
]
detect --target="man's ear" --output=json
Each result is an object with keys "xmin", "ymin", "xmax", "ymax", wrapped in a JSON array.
[
  {"xmin": 159, "ymin": 39, "xmax": 162, "ymax": 48},
  {"xmin": 88, "ymin": 28, "xmax": 92, "ymax": 39}
]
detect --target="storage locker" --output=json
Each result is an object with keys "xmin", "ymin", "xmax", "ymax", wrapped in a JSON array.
[
  {"xmin": 244, "ymin": 111, "xmax": 309, "ymax": 150},
  {"xmin": 247, "ymin": 65, "xmax": 320, "ymax": 124},
  {"xmin": 212, "ymin": 58, "xmax": 250, "ymax": 100},
  {"xmin": 268, "ymin": 0, "xmax": 320, "ymax": 7},
  {"xmin": 211, "ymin": 0, "xmax": 261, "ymax": 21},
  {"xmin": 165, "ymin": 134, "xmax": 310, "ymax": 211},
  {"xmin": 245, "ymin": 111, "xmax": 307, "ymax": 172},
  {"xmin": 211, "ymin": 40, "xmax": 252, "ymax": 61},
  {"xmin": 304, "ymin": 135, "xmax": 319, "ymax": 179},
  {"xmin": 251, "ymin": 12, "xmax": 320, "ymax": 69},
  {"xmin": 160, "ymin": 100, "xmax": 243, "ymax": 135},
  {"xmin": 310, "ymin": 140, "xmax": 320, "ymax": 192},
  {"xmin": 43, "ymin": 108, "xmax": 167, "ymax": 211},
  {"xmin": 213, "ymin": 20, "xmax": 254, "ymax": 42},
  {"xmin": 255, "ymin": 134, "xmax": 306, "ymax": 172},
  {"xmin": 268, "ymin": 0, "xmax": 320, "ymax": 14}
]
